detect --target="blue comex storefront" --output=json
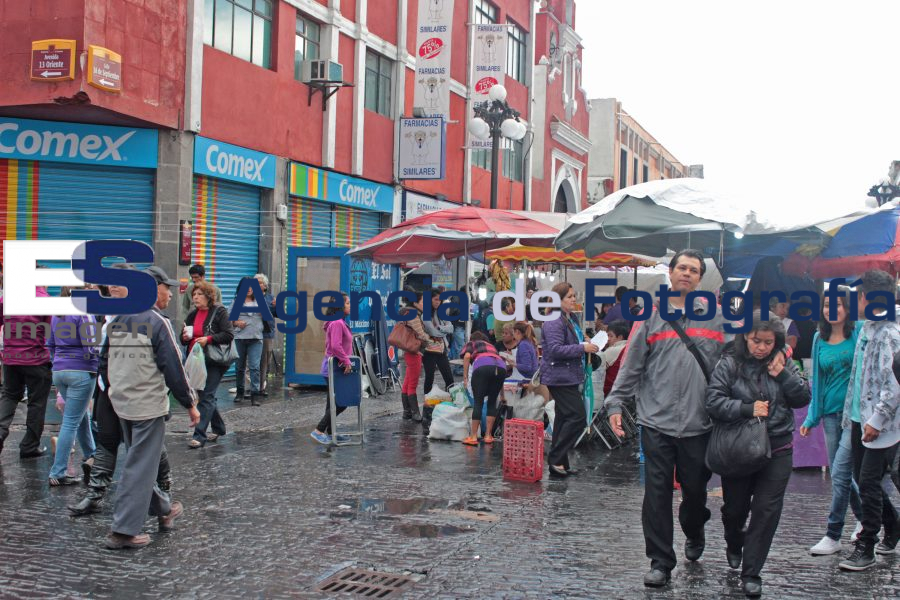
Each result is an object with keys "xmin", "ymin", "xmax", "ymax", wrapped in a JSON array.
[
  {"xmin": 285, "ymin": 163, "xmax": 397, "ymax": 385},
  {"xmin": 0, "ymin": 117, "xmax": 158, "ymax": 266},
  {"xmin": 191, "ymin": 136, "xmax": 276, "ymax": 306}
]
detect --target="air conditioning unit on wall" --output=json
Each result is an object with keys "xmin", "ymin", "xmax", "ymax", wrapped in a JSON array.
[{"xmin": 300, "ymin": 59, "xmax": 343, "ymax": 83}]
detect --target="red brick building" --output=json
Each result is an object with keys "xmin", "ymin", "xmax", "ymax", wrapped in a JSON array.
[{"xmin": 0, "ymin": 0, "xmax": 592, "ymax": 382}]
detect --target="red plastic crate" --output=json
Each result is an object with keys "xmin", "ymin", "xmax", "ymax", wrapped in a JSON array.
[{"xmin": 502, "ymin": 418, "xmax": 545, "ymax": 482}]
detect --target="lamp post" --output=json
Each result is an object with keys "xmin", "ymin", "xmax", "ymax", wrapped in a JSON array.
[
  {"xmin": 868, "ymin": 178, "xmax": 900, "ymax": 207},
  {"xmin": 467, "ymin": 85, "xmax": 528, "ymax": 209}
]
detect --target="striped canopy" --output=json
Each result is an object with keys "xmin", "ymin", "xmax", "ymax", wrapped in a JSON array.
[{"xmin": 486, "ymin": 244, "xmax": 656, "ymax": 267}]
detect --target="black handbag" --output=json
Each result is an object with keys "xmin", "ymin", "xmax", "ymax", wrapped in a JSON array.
[
  {"xmin": 705, "ymin": 416, "xmax": 771, "ymax": 477},
  {"xmin": 705, "ymin": 371, "xmax": 772, "ymax": 477}
]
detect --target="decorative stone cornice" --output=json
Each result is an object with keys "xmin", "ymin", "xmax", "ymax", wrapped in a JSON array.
[{"xmin": 550, "ymin": 119, "xmax": 591, "ymax": 155}]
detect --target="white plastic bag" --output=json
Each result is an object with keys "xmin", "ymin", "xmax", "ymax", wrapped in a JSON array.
[
  {"xmin": 510, "ymin": 391, "xmax": 545, "ymax": 422},
  {"xmin": 448, "ymin": 383, "xmax": 471, "ymax": 409},
  {"xmin": 428, "ymin": 403, "xmax": 470, "ymax": 441},
  {"xmin": 545, "ymin": 400, "xmax": 556, "ymax": 430},
  {"xmin": 184, "ymin": 343, "xmax": 208, "ymax": 390},
  {"xmin": 424, "ymin": 384, "xmax": 451, "ymax": 405}
]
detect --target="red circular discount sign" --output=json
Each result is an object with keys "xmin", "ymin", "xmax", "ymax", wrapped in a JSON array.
[
  {"xmin": 475, "ymin": 77, "xmax": 498, "ymax": 94},
  {"xmin": 387, "ymin": 346, "xmax": 396, "ymax": 362},
  {"xmin": 418, "ymin": 37, "xmax": 443, "ymax": 59}
]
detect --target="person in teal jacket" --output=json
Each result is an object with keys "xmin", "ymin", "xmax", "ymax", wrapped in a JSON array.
[{"xmin": 800, "ymin": 290, "xmax": 863, "ymax": 555}]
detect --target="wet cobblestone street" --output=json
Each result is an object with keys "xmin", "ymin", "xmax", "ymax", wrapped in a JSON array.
[{"xmin": 1, "ymin": 385, "xmax": 898, "ymax": 599}]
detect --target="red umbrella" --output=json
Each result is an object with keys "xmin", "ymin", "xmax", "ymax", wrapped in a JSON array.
[{"xmin": 348, "ymin": 206, "xmax": 558, "ymax": 264}]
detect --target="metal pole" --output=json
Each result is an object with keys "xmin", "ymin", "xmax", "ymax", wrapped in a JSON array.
[{"xmin": 490, "ymin": 120, "xmax": 501, "ymax": 210}]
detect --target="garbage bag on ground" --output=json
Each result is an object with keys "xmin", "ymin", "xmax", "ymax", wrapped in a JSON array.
[
  {"xmin": 428, "ymin": 402, "xmax": 469, "ymax": 442},
  {"xmin": 424, "ymin": 384, "xmax": 451, "ymax": 407}
]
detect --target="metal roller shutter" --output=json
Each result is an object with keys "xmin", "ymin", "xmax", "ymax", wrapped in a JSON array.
[
  {"xmin": 333, "ymin": 207, "xmax": 383, "ymax": 248},
  {"xmin": 0, "ymin": 159, "xmax": 154, "ymax": 264},
  {"xmin": 288, "ymin": 197, "xmax": 332, "ymax": 247},
  {"xmin": 192, "ymin": 175, "xmax": 261, "ymax": 307}
]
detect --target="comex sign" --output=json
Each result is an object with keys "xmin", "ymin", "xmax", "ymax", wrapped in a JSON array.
[
  {"xmin": 0, "ymin": 117, "xmax": 158, "ymax": 168},
  {"xmin": 194, "ymin": 136, "xmax": 275, "ymax": 189}
]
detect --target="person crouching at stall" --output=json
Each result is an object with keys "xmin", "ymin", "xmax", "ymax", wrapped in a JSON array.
[
  {"xmin": 311, "ymin": 293, "xmax": 353, "ymax": 445},
  {"xmin": 705, "ymin": 314, "xmax": 810, "ymax": 598},
  {"xmin": 460, "ymin": 331, "xmax": 508, "ymax": 446}
]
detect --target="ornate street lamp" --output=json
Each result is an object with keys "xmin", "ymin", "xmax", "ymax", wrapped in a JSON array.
[
  {"xmin": 868, "ymin": 178, "xmax": 900, "ymax": 207},
  {"xmin": 467, "ymin": 85, "xmax": 528, "ymax": 209}
]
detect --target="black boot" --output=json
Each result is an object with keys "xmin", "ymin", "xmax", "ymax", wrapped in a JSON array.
[
  {"xmin": 421, "ymin": 404, "xmax": 434, "ymax": 435},
  {"xmin": 409, "ymin": 394, "xmax": 422, "ymax": 422},
  {"xmin": 250, "ymin": 392, "xmax": 262, "ymax": 407},
  {"xmin": 234, "ymin": 387, "xmax": 244, "ymax": 403},
  {"xmin": 401, "ymin": 394, "xmax": 412, "ymax": 419},
  {"xmin": 68, "ymin": 445, "xmax": 114, "ymax": 516}
]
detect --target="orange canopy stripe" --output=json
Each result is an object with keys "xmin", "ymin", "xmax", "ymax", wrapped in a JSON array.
[{"xmin": 486, "ymin": 245, "xmax": 655, "ymax": 267}]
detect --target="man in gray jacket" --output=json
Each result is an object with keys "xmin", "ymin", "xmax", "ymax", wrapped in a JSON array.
[
  {"xmin": 606, "ymin": 250, "xmax": 730, "ymax": 587},
  {"xmin": 103, "ymin": 269, "xmax": 199, "ymax": 549}
]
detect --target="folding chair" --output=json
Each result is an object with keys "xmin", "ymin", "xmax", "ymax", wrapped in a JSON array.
[{"xmin": 327, "ymin": 356, "xmax": 364, "ymax": 446}]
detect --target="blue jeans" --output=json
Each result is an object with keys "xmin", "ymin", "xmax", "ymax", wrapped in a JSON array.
[
  {"xmin": 50, "ymin": 370, "xmax": 96, "ymax": 479},
  {"xmin": 235, "ymin": 339, "xmax": 263, "ymax": 393},
  {"xmin": 450, "ymin": 327, "xmax": 466, "ymax": 374},
  {"xmin": 822, "ymin": 413, "xmax": 863, "ymax": 540},
  {"xmin": 193, "ymin": 362, "xmax": 227, "ymax": 444}
]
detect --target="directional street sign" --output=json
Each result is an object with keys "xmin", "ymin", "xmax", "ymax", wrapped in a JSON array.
[
  {"xmin": 87, "ymin": 45, "xmax": 122, "ymax": 93},
  {"xmin": 30, "ymin": 39, "xmax": 76, "ymax": 81}
]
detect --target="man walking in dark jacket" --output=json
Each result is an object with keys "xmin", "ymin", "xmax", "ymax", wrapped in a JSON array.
[{"xmin": 606, "ymin": 250, "xmax": 730, "ymax": 587}]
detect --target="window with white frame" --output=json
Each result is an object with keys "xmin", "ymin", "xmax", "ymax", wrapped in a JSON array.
[
  {"xmin": 365, "ymin": 50, "xmax": 393, "ymax": 117},
  {"xmin": 294, "ymin": 14, "xmax": 321, "ymax": 81},
  {"xmin": 502, "ymin": 138, "xmax": 524, "ymax": 182},
  {"xmin": 474, "ymin": 0, "xmax": 497, "ymax": 24},
  {"xmin": 204, "ymin": 0, "xmax": 273, "ymax": 68},
  {"xmin": 507, "ymin": 20, "xmax": 527, "ymax": 84}
]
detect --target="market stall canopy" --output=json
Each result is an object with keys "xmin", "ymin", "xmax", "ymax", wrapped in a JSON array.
[
  {"xmin": 348, "ymin": 206, "xmax": 558, "ymax": 264},
  {"xmin": 554, "ymin": 178, "xmax": 829, "ymax": 262},
  {"xmin": 485, "ymin": 243, "xmax": 656, "ymax": 268},
  {"xmin": 783, "ymin": 203, "xmax": 900, "ymax": 278}
]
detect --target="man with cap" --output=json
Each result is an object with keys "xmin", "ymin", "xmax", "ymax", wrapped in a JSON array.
[{"xmin": 103, "ymin": 264, "xmax": 199, "ymax": 549}]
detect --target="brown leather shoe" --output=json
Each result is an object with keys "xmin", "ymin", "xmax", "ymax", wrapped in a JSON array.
[
  {"xmin": 158, "ymin": 501, "xmax": 183, "ymax": 532},
  {"xmin": 105, "ymin": 532, "xmax": 151, "ymax": 549}
]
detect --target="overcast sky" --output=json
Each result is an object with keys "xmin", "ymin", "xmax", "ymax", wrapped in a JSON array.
[{"xmin": 575, "ymin": 1, "xmax": 898, "ymax": 223}]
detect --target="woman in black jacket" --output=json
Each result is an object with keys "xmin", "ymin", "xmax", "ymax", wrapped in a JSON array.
[
  {"xmin": 182, "ymin": 281, "xmax": 235, "ymax": 448},
  {"xmin": 706, "ymin": 313, "xmax": 810, "ymax": 598}
]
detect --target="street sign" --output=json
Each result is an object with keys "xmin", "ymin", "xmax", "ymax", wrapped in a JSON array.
[
  {"xmin": 87, "ymin": 45, "xmax": 122, "ymax": 93},
  {"xmin": 30, "ymin": 39, "xmax": 76, "ymax": 81}
]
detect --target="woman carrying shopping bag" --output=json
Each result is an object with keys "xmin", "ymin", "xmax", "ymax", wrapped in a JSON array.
[
  {"xmin": 310, "ymin": 293, "xmax": 353, "ymax": 445},
  {"xmin": 705, "ymin": 314, "xmax": 810, "ymax": 597},
  {"xmin": 183, "ymin": 282, "xmax": 234, "ymax": 449}
]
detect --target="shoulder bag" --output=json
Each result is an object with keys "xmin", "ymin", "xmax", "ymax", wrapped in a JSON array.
[
  {"xmin": 206, "ymin": 306, "xmax": 239, "ymax": 367},
  {"xmin": 388, "ymin": 321, "xmax": 425, "ymax": 353}
]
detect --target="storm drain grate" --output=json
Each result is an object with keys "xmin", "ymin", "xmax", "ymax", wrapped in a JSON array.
[{"xmin": 315, "ymin": 567, "xmax": 417, "ymax": 598}]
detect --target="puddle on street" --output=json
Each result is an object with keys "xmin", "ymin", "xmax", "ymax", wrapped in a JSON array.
[
  {"xmin": 329, "ymin": 497, "xmax": 498, "ymax": 526},
  {"xmin": 394, "ymin": 523, "xmax": 474, "ymax": 538}
]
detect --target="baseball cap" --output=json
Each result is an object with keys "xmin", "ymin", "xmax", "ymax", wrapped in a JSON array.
[{"xmin": 144, "ymin": 266, "xmax": 178, "ymax": 286}]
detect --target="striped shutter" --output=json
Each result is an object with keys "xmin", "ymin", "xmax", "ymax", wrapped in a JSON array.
[
  {"xmin": 192, "ymin": 175, "xmax": 261, "ymax": 305},
  {"xmin": 0, "ymin": 159, "xmax": 154, "ymax": 264},
  {"xmin": 288, "ymin": 197, "xmax": 332, "ymax": 247},
  {"xmin": 333, "ymin": 207, "xmax": 383, "ymax": 248}
]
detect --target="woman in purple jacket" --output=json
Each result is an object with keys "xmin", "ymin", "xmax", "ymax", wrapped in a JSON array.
[
  {"xmin": 310, "ymin": 293, "xmax": 353, "ymax": 445},
  {"xmin": 47, "ymin": 287, "xmax": 99, "ymax": 486},
  {"xmin": 541, "ymin": 282, "xmax": 598, "ymax": 478}
]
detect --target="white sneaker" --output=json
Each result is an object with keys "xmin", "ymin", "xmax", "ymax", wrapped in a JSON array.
[
  {"xmin": 810, "ymin": 536, "xmax": 842, "ymax": 555},
  {"xmin": 851, "ymin": 521, "xmax": 863, "ymax": 542},
  {"xmin": 228, "ymin": 387, "xmax": 237, "ymax": 394}
]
